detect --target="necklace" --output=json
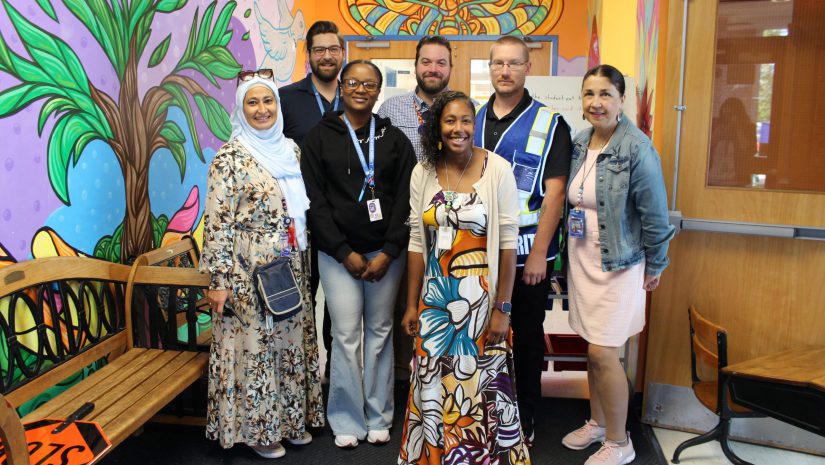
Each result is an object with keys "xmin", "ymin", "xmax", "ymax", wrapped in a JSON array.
[{"xmin": 443, "ymin": 151, "xmax": 474, "ymax": 214}]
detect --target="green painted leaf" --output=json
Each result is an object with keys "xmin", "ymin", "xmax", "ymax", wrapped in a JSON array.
[
  {"xmin": 156, "ymin": 0, "xmax": 186, "ymax": 13},
  {"xmin": 47, "ymin": 116, "xmax": 73, "ymax": 204},
  {"xmin": 37, "ymin": 96, "xmax": 75, "ymax": 134},
  {"xmin": 0, "ymin": 83, "xmax": 53, "ymax": 118},
  {"xmin": 3, "ymin": 1, "xmax": 88, "ymax": 92},
  {"xmin": 64, "ymin": 0, "xmax": 126, "ymax": 78},
  {"xmin": 195, "ymin": 2, "xmax": 217, "ymax": 55},
  {"xmin": 160, "ymin": 120, "xmax": 186, "ymax": 144},
  {"xmin": 35, "ymin": 0, "xmax": 57, "ymax": 22},
  {"xmin": 194, "ymin": 94, "xmax": 231, "ymax": 141},
  {"xmin": 162, "ymin": 83, "xmax": 204, "ymax": 162},
  {"xmin": 148, "ymin": 34, "xmax": 171, "ymax": 68},
  {"xmin": 210, "ymin": 2, "xmax": 236, "ymax": 46},
  {"xmin": 167, "ymin": 140, "xmax": 187, "ymax": 181},
  {"xmin": 243, "ymin": 8, "xmax": 251, "ymax": 18},
  {"xmin": 242, "ymin": 32, "xmax": 249, "ymax": 41},
  {"xmin": 72, "ymin": 130, "xmax": 99, "ymax": 165}
]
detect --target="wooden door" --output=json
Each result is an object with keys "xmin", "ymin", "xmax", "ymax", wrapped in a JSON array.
[{"xmin": 346, "ymin": 37, "xmax": 554, "ymax": 106}]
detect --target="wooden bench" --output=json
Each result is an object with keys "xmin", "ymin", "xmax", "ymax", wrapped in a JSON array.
[{"xmin": 0, "ymin": 254, "xmax": 210, "ymax": 464}]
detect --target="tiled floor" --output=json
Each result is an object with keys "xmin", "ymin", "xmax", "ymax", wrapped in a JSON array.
[{"xmin": 653, "ymin": 427, "xmax": 825, "ymax": 465}]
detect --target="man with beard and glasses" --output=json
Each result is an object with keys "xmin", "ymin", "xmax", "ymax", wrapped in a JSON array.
[
  {"xmin": 280, "ymin": 21, "xmax": 346, "ymax": 382},
  {"xmin": 378, "ymin": 36, "xmax": 454, "ymax": 162},
  {"xmin": 280, "ymin": 21, "xmax": 345, "ymax": 144},
  {"xmin": 474, "ymin": 35, "xmax": 573, "ymax": 446},
  {"xmin": 377, "ymin": 36, "xmax": 455, "ymax": 396}
]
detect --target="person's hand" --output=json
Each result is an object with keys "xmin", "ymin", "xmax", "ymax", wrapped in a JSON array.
[
  {"xmin": 361, "ymin": 252, "xmax": 392, "ymax": 282},
  {"xmin": 343, "ymin": 252, "xmax": 368, "ymax": 279},
  {"xmin": 486, "ymin": 308, "xmax": 510, "ymax": 345},
  {"xmin": 643, "ymin": 274, "xmax": 661, "ymax": 291},
  {"xmin": 207, "ymin": 289, "xmax": 232, "ymax": 317},
  {"xmin": 401, "ymin": 305, "xmax": 419, "ymax": 337},
  {"xmin": 522, "ymin": 251, "xmax": 547, "ymax": 286}
]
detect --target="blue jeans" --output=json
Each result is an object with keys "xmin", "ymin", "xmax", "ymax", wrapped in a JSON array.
[{"xmin": 318, "ymin": 250, "xmax": 405, "ymax": 438}]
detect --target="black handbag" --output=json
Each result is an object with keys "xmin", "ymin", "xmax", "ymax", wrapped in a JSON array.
[{"xmin": 252, "ymin": 257, "xmax": 303, "ymax": 321}]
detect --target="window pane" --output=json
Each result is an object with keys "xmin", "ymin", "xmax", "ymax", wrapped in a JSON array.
[{"xmin": 707, "ymin": 0, "xmax": 825, "ymax": 192}]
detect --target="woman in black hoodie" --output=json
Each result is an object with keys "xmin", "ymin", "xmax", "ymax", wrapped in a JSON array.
[{"xmin": 301, "ymin": 60, "xmax": 416, "ymax": 449}]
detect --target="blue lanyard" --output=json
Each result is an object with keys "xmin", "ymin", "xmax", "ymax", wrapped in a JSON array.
[
  {"xmin": 343, "ymin": 115, "xmax": 375, "ymax": 202},
  {"xmin": 310, "ymin": 80, "xmax": 339, "ymax": 116}
]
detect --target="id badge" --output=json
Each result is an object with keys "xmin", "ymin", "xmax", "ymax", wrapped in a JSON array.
[
  {"xmin": 568, "ymin": 209, "xmax": 586, "ymax": 239},
  {"xmin": 280, "ymin": 233, "xmax": 291, "ymax": 256},
  {"xmin": 437, "ymin": 226, "xmax": 454, "ymax": 250},
  {"xmin": 367, "ymin": 198, "xmax": 383, "ymax": 222}
]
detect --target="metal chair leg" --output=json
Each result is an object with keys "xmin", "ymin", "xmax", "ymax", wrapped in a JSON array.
[
  {"xmin": 671, "ymin": 421, "xmax": 723, "ymax": 463},
  {"xmin": 720, "ymin": 419, "xmax": 754, "ymax": 465}
]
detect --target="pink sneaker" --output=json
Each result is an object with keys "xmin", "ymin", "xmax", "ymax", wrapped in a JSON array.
[
  {"xmin": 561, "ymin": 419, "xmax": 606, "ymax": 450},
  {"xmin": 585, "ymin": 436, "xmax": 635, "ymax": 465}
]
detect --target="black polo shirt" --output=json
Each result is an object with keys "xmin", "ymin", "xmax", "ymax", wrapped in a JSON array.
[
  {"xmin": 482, "ymin": 89, "xmax": 572, "ymax": 181},
  {"xmin": 279, "ymin": 74, "xmax": 342, "ymax": 145}
]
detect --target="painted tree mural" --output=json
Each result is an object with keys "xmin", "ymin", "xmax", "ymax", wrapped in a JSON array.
[{"xmin": 0, "ymin": 0, "xmax": 240, "ymax": 262}]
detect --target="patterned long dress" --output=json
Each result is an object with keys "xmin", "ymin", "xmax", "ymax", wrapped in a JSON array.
[
  {"xmin": 398, "ymin": 190, "xmax": 531, "ymax": 465},
  {"xmin": 200, "ymin": 139, "xmax": 325, "ymax": 448}
]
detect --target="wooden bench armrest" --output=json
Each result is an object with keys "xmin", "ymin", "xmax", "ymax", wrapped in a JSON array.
[{"xmin": 0, "ymin": 393, "xmax": 30, "ymax": 465}]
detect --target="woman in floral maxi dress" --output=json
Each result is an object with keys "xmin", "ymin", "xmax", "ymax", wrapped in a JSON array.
[
  {"xmin": 200, "ymin": 73, "xmax": 324, "ymax": 459},
  {"xmin": 400, "ymin": 92, "xmax": 530, "ymax": 465}
]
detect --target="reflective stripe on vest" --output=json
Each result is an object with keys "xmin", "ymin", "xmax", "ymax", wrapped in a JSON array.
[{"xmin": 518, "ymin": 107, "xmax": 556, "ymax": 227}]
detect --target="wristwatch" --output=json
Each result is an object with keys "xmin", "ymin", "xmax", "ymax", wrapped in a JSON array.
[{"xmin": 494, "ymin": 301, "xmax": 512, "ymax": 315}]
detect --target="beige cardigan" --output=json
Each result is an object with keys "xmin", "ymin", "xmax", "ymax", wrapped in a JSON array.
[{"xmin": 408, "ymin": 151, "xmax": 519, "ymax": 305}]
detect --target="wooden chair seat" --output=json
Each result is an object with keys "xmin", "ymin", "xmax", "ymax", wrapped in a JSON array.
[
  {"xmin": 692, "ymin": 381, "xmax": 753, "ymax": 415},
  {"xmin": 22, "ymin": 348, "xmax": 208, "ymax": 448}
]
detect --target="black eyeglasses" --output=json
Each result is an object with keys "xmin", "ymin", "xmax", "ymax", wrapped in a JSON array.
[
  {"xmin": 237, "ymin": 69, "xmax": 274, "ymax": 83},
  {"xmin": 310, "ymin": 45, "xmax": 343, "ymax": 57},
  {"xmin": 342, "ymin": 78, "xmax": 380, "ymax": 92}
]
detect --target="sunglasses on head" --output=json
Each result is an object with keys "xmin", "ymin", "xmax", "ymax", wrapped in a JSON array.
[{"xmin": 237, "ymin": 69, "xmax": 275, "ymax": 84}]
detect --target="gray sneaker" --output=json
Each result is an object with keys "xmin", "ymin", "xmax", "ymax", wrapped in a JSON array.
[{"xmin": 562, "ymin": 419, "xmax": 606, "ymax": 450}]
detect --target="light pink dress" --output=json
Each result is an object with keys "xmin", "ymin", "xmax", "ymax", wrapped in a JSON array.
[{"xmin": 566, "ymin": 148, "xmax": 646, "ymax": 347}]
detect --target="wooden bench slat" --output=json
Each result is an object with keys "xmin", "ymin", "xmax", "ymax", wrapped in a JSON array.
[
  {"xmin": 7, "ymin": 332, "xmax": 129, "ymax": 409},
  {"xmin": 80, "ymin": 350, "xmax": 181, "ymax": 422},
  {"xmin": 0, "ymin": 257, "xmax": 130, "ymax": 294},
  {"xmin": 102, "ymin": 352, "xmax": 208, "ymax": 446},
  {"xmin": 131, "ymin": 267, "xmax": 210, "ymax": 287},
  {"xmin": 92, "ymin": 351, "xmax": 200, "ymax": 427},
  {"xmin": 22, "ymin": 348, "xmax": 155, "ymax": 421}
]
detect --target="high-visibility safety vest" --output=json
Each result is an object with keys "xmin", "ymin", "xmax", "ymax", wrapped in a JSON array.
[{"xmin": 475, "ymin": 99, "xmax": 563, "ymax": 266}]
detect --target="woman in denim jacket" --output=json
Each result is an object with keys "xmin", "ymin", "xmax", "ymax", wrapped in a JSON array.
[{"xmin": 561, "ymin": 65, "xmax": 675, "ymax": 465}]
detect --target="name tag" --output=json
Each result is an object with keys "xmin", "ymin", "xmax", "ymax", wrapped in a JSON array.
[
  {"xmin": 437, "ymin": 226, "xmax": 454, "ymax": 251},
  {"xmin": 569, "ymin": 209, "xmax": 585, "ymax": 239},
  {"xmin": 367, "ymin": 198, "xmax": 383, "ymax": 222}
]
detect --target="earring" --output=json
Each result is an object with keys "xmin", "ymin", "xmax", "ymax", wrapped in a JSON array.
[
  {"xmin": 616, "ymin": 113, "xmax": 622, "ymax": 122},
  {"xmin": 582, "ymin": 113, "xmax": 586, "ymax": 120},
  {"xmin": 437, "ymin": 141, "xmax": 442, "ymax": 150}
]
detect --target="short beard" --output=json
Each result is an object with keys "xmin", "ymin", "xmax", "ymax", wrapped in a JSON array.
[
  {"xmin": 311, "ymin": 60, "xmax": 341, "ymax": 82},
  {"xmin": 416, "ymin": 74, "xmax": 448, "ymax": 96}
]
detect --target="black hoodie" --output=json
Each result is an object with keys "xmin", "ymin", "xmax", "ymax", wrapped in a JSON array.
[{"xmin": 300, "ymin": 111, "xmax": 416, "ymax": 263}]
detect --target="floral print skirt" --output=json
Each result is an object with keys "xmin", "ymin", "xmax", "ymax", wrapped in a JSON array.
[{"xmin": 398, "ymin": 191, "xmax": 530, "ymax": 464}]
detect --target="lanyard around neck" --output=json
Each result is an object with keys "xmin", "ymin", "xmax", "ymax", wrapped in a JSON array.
[
  {"xmin": 343, "ymin": 115, "xmax": 375, "ymax": 202},
  {"xmin": 310, "ymin": 79, "xmax": 340, "ymax": 116}
]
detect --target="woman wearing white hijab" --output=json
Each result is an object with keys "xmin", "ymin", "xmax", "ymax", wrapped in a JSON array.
[{"xmin": 200, "ymin": 71, "xmax": 324, "ymax": 459}]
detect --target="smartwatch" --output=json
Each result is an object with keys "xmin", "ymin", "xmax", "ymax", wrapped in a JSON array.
[{"xmin": 494, "ymin": 301, "xmax": 512, "ymax": 315}]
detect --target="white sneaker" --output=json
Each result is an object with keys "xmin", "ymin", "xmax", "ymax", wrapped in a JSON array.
[
  {"xmin": 562, "ymin": 419, "xmax": 606, "ymax": 450},
  {"xmin": 367, "ymin": 429, "xmax": 390, "ymax": 444},
  {"xmin": 250, "ymin": 442, "xmax": 286, "ymax": 459},
  {"xmin": 334, "ymin": 434, "xmax": 359, "ymax": 449},
  {"xmin": 284, "ymin": 432, "xmax": 312, "ymax": 446},
  {"xmin": 585, "ymin": 436, "xmax": 636, "ymax": 465}
]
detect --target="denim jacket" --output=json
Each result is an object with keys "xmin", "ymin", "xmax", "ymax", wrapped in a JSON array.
[{"xmin": 567, "ymin": 116, "xmax": 675, "ymax": 276}]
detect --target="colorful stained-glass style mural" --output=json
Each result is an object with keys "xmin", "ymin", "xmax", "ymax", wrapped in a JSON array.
[
  {"xmin": 636, "ymin": 0, "xmax": 660, "ymax": 137},
  {"xmin": 339, "ymin": 0, "xmax": 564, "ymax": 36}
]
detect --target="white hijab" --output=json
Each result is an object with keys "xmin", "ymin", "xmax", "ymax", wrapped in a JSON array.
[{"xmin": 230, "ymin": 77, "xmax": 310, "ymax": 250}]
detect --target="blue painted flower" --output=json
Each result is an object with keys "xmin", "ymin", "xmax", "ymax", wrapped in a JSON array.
[{"xmin": 419, "ymin": 276, "xmax": 482, "ymax": 357}]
